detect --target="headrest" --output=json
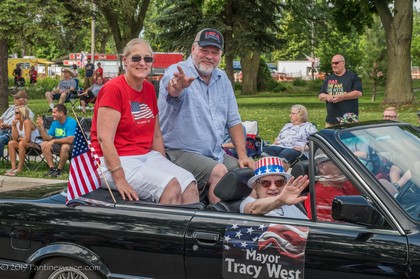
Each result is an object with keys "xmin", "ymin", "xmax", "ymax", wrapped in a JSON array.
[
  {"xmin": 214, "ymin": 168, "xmax": 254, "ymax": 201},
  {"xmin": 290, "ymin": 160, "xmax": 309, "ymax": 178}
]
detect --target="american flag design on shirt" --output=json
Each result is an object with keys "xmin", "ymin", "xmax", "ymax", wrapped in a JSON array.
[{"xmin": 130, "ymin": 101, "xmax": 154, "ymax": 122}]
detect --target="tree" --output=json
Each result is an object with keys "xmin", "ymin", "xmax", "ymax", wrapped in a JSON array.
[
  {"xmin": 411, "ymin": 9, "xmax": 420, "ymax": 67},
  {"xmin": 0, "ymin": 1, "xmax": 33, "ymax": 113},
  {"xmin": 151, "ymin": 0, "xmax": 283, "ymax": 95},
  {"xmin": 92, "ymin": 0, "xmax": 150, "ymax": 54},
  {"xmin": 360, "ymin": 16, "xmax": 387, "ymax": 101}
]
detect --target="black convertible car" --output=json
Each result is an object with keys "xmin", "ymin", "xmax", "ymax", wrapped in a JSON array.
[{"xmin": 0, "ymin": 121, "xmax": 419, "ymax": 279}]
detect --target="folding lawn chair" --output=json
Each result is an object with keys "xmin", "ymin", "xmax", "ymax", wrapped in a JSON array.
[{"xmin": 242, "ymin": 120, "xmax": 266, "ymax": 159}]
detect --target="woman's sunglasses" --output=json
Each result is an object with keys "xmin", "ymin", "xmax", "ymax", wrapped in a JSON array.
[{"xmin": 130, "ymin": 55, "xmax": 153, "ymax": 63}]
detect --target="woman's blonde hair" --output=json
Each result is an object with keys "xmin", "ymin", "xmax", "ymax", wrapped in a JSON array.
[
  {"xmin": 16, "ymin": 105, "xmax": 30, "ymax": 120},
  {"xmin": 123, "ymin": 38, "xmax": 153, "ymax": 57}
]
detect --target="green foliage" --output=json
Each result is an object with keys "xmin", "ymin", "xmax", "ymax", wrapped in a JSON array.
[
  {"xmin": 328, "ymin": 0, "xmax": 375, "ymax": 34},
  {"xmin": 305, "ymin": 79, "xmax": 324, "ymax": 92},
  {"xmin": 25, "ymin": 78, "xmax": 60, "ymax": 99},
  {"xmin": 412, "ymin": 10, "xmax": 420, "ymax": 66},
  {"xmin": 234, "ymin": 82, "xmax": 242, "ymax": 91},
  {"xmin": 292, "ymin": 78, "xmax": 306, "ymax": 86}
]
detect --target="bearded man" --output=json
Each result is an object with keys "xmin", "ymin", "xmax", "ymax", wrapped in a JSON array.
[{"xmin": 158, "ymin": 28, "xmax": 254, "ymax": 204}]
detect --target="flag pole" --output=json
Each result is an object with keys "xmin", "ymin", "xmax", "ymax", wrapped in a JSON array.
[{"xmin": 71, "ymin": 107, "xmax": 117, "ymax": 204}]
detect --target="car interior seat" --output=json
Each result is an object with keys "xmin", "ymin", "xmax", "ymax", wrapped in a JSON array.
[
  {"xmin": 206, "ymin": 168, "xmax": 254, "ymax": 213},
  {"xmin": 290, "ymin": 160, "xmax": 310, "ymax": 215},
  {"xmin": 290, "ymin": 160, "xmax": 309, "ymax": 196}
]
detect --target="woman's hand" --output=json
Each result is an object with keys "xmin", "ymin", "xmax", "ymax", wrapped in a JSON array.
[{"xmin": 115, "ymin": 180, "xmax": 139, "ymax": 201}]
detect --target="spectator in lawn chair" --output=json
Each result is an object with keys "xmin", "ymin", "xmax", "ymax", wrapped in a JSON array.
[
  {"xmin": 262, "ymin": 105, "xmax": 317, "ymax": 165},
  {"xmin": 45, "ymin": 68, "xmax": 77, "ymax": 112},
  {"xmin": 0, "ymin": 90, "xmax": 33, "ymax": 158},
  {"xmin": 158, "ymin": 28, "xmax": 255, "ymax": 204},
  {"xmin": 222, "ymin": 124, "xmax": 247, "ymax": 158},
  {"xmin": 240, "ymin": 157, "xmax": 308, "ymax": 219},
  {"xmin": 36, "ymin": 104, "xmax": 77, "ymax": 178},
  {"xmin": 90, "ymin": 38, "xmax": 199, "ymax": 205},
  {"xmin": 5, "ymin": 106, "xmax": 41, "ymax": 176},
  {"xmin": 78, "ymin": 76, "xmax": 104, "ymax": 113}
]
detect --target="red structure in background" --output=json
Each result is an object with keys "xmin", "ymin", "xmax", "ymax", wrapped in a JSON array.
[
  {"xmin": 150, "ymin": 53, "xmax": 184, "ymax": 81},
  {"xmin": 66, "ymin": 52, "xmax": 184, "ymax": 80}
]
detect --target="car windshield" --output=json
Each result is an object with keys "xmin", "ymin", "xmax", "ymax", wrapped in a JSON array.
[{"xmin": 339, "ymin": 125, "xmax": 420, "ymax": 220}]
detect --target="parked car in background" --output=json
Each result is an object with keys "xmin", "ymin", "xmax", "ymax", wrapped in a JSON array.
[{"xmin": 0, "ymin": 121, "xmax": 419, "ymax": 279}]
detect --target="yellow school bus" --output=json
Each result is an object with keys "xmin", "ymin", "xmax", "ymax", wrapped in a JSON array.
[{"xmin": 8, "ymin": 57, "xmax": 55, "ymax": 82}]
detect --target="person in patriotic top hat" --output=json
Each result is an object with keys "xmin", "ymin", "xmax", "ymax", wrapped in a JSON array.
[{"xmin": 240, "ymin": 157, "xmax": 309, "ymax": 219}]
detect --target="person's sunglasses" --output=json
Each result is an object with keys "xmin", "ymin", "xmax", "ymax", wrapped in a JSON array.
[
  {"xmin": 257, "ymin": 178, "xmax": 286, "ymax": 188},
  {"xmin": 130, "ymin": 55, "xmax": 153, "ymax": 63},
  {"xmin": 331, "ymin": 61, "xmax": 342, "ymax": 65},
  {"xmin": 15, "ymin": 111, "xmax": 20, "ymax": 114}
]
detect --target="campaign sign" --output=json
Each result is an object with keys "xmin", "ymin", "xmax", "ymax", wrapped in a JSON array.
[{"xmin": 223, "ymin": 221, "xmax": 309, "ymax": 279}]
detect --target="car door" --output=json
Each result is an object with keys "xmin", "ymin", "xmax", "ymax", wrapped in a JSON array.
[
  {"xmin": 185, "ymin": 151, "xmax": 409, "ymax": 278},
  {"xmin": 185, "ymin": 209, "xmax": 408, "ymax": 279},
  {"xmin": 2, "ymin": 201, "xmax": 196, "ymax": 279},
  {"xmin": 77, "ymin": 204, "xmax": 195, "ymax": 279}
]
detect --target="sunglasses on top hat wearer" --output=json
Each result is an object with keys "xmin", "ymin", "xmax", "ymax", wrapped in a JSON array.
[{"xmin": 257, "ymin": 178, "xmax": 287, "ymax": 188}]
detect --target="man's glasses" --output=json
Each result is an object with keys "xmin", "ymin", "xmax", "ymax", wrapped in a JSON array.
[
  {"xmin": 331, "ymin": 61, "xmax": 342, "ymax": 65},
  {"xmin": 383, "ymin": 115, "xmax": 397, "ymax": 119},
  {"xmin": 130, "ymin": 55, "xmax": 153, "ymax": 63},
  {"xmin": 257, "ymin": 178, "xmax": 286, "ymax": 188}
]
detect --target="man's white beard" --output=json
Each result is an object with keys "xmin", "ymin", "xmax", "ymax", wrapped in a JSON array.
[{"xmin": 196, "ymin": 63, "xmax": 214, "ymax": 76}]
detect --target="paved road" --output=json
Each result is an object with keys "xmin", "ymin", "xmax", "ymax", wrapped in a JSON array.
[{"xmin": 0, "ymin": 175, "xmax": 66, "ymax": 192}]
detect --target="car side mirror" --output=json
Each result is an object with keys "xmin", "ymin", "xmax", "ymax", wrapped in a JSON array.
[{"xmin": 332, "ymin": 196, "xmax": 385, "ymax": 227}]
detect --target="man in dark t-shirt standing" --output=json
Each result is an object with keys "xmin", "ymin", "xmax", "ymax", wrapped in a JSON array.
[
  {"xmin": 84, "ymin": 58, "xmax": 95, "ymax": 89},
  {"xmin": 319, "ymin": 54, "xmax": 363, "ymax": 127}
]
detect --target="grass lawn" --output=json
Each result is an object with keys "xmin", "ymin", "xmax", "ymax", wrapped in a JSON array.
[{"xmin": 2, "ymin": 78, "xmax": 420, "ymax": 179}]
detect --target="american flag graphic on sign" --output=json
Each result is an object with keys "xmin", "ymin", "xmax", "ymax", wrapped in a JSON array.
[
  {"xmin": 224, "ymin": 222, "xmax": 308, "ymax": 260},
  {"xmin": 223, "ymin": 221, "xmax": 308, "ymax": 279},
  {"xmin": 130, "ymin": 101, "xmax": 154, "ymax": 121}
]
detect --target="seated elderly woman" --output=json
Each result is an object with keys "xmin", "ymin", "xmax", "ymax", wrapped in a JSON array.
[
  {"xmin": 240, "ymin": 157, "xmax": 309, "ymax": 219},
  {"xmin": 262, "ymin": 104, "xmax": 317, "ymax": 164}
]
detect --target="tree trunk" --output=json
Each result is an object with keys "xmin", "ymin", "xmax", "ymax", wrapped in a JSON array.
[
  {"xmin": 0, "ymin": 37, "xmax": 8, "ymax": 113},
  {"xmin": 241, "ymin": 51, "xmax": 260, "ymax": 95},
  {"xmin": 375, "ymin": 0, "xmax": 415, "ymax": 104},
  {"xmin": 224, "ymin": 0, "xmax": 235, "ymax": 87}
]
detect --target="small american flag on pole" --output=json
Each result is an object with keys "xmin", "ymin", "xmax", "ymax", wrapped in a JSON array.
[{"xmin": 66, "ymin": 125, "xmax": 101, "ymax": 203}]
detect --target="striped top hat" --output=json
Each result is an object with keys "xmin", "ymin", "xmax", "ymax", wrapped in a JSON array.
[{"xmin": 247, "ymin": 157, "xmax": 292, "ymax": 188}]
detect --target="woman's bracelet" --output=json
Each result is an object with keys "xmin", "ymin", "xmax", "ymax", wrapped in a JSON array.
[{"xmin": 109, "ymin": 165, "xmax": 122, "ymax": 174}]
